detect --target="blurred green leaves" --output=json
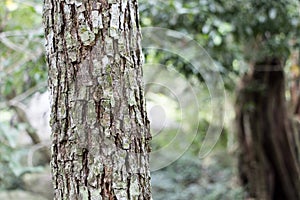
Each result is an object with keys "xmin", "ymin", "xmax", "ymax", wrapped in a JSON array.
[
  {"xmin": 151, "ymin": 154, "xmax": 245, "ymax": 200},
  {"xmin": 0, "ymin": 0, "xmax": 46, "ymax": 190},
  {"xmin": 0, "ymin": 0, "xmax": 46, "ymax": 102},
  {"xmin": 140, "ymin": 0, "xmax": 300, "ymax": 82},
  {"xmin": 0, "ymin": 119, "xmax": 43, "ymax": 190}
]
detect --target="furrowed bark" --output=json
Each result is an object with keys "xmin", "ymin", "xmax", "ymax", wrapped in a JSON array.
[{"xmin": 43, "ymin": 0, "xmax": 152, "ymax": 199}]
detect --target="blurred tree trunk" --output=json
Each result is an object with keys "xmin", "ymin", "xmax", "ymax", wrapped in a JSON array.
[
  {"xmin": 236, "ymin": 58, "xmax": 300, "ymax": 200},
  {"xmin": 43, "ymin": 0, "xmax": 152, "ymax": 199}
]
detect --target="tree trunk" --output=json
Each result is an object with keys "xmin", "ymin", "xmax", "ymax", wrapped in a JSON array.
[
  {"xmin": 43, "ymin": 0, "xmax": 152, "ymax": 199},
  {"xmin": 236, "ymin": 58, "xmax": 300, "ymax": 200}
]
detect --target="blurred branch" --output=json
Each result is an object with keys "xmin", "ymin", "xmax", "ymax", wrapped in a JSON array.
[
  {"xmin": 0, "ymin": 28, "xmax": 43, "ymax": 37},
  {"xmin": 0, "ymin": 29, "xmax": 43, "ymax": 57},
  {"xmin": 11, "ymin": 104, "xmax": 41, "ymax": 144},
  {"xmin": 0, "ymin": 81, "xmax": 50, "ymax": 163},
  {"xmin": 10, "ymin": 103, "xmax": 51, "ymax": 164},
  {"xmin": 0, "ymin": 28, "xmax": 44, "ymax": 74},
  {"xmin": 0, "ymin": 34, "xmax": 26, "ymax": 52},
  {"xmin": 0, "ymin": 82, "xmax": 47, "ymax": 110},
  {"xmin": 27, "ymin": 142, "xmax": 51, "ymax": 167},
  {"xmin": 0, "ymin": 48, "xmax": 44, "ymax": 75},
  {"xmin": 11, "ymin": 82, "xmax": 47, "ymax": 103}
]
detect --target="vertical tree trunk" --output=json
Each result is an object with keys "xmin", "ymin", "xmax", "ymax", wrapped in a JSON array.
[
  {"xmin": 236, "ymin": 58, "xmax": 300, "ymax": 200},
  {"xmin": 43, "ymin": 0, "xmax": 152, "ymax": 199}
]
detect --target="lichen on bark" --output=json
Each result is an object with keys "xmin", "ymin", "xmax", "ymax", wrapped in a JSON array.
[{"xmin": 43, "ymin": 0, "xmax": 152, "ymax": 199}]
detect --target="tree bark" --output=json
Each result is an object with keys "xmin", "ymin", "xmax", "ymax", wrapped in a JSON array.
[
  {"xmin": 236, "ymin": 58, "xmax": 300, "ymax": 200},
  {"xmin": 43, "ymin": 0, "xmax": 152, "ymax": 199}
]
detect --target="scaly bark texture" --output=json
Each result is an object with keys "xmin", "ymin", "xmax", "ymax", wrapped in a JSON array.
[
  {"xmin": 236, "ymin": 58, "xmax": 300, "ymax": 200},
  {"xmin": 43, "ymin": 0, "xmax": 152, "ymax": 199}
]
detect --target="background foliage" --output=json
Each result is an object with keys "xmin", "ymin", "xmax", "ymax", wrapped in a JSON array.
[
  {"xmin": 0, "ymin": 0, "xmax": 299, "ymax": 199},
  {"xmin": 0, "ymin": 0, "xmax": 47, "ymax": 193}
]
